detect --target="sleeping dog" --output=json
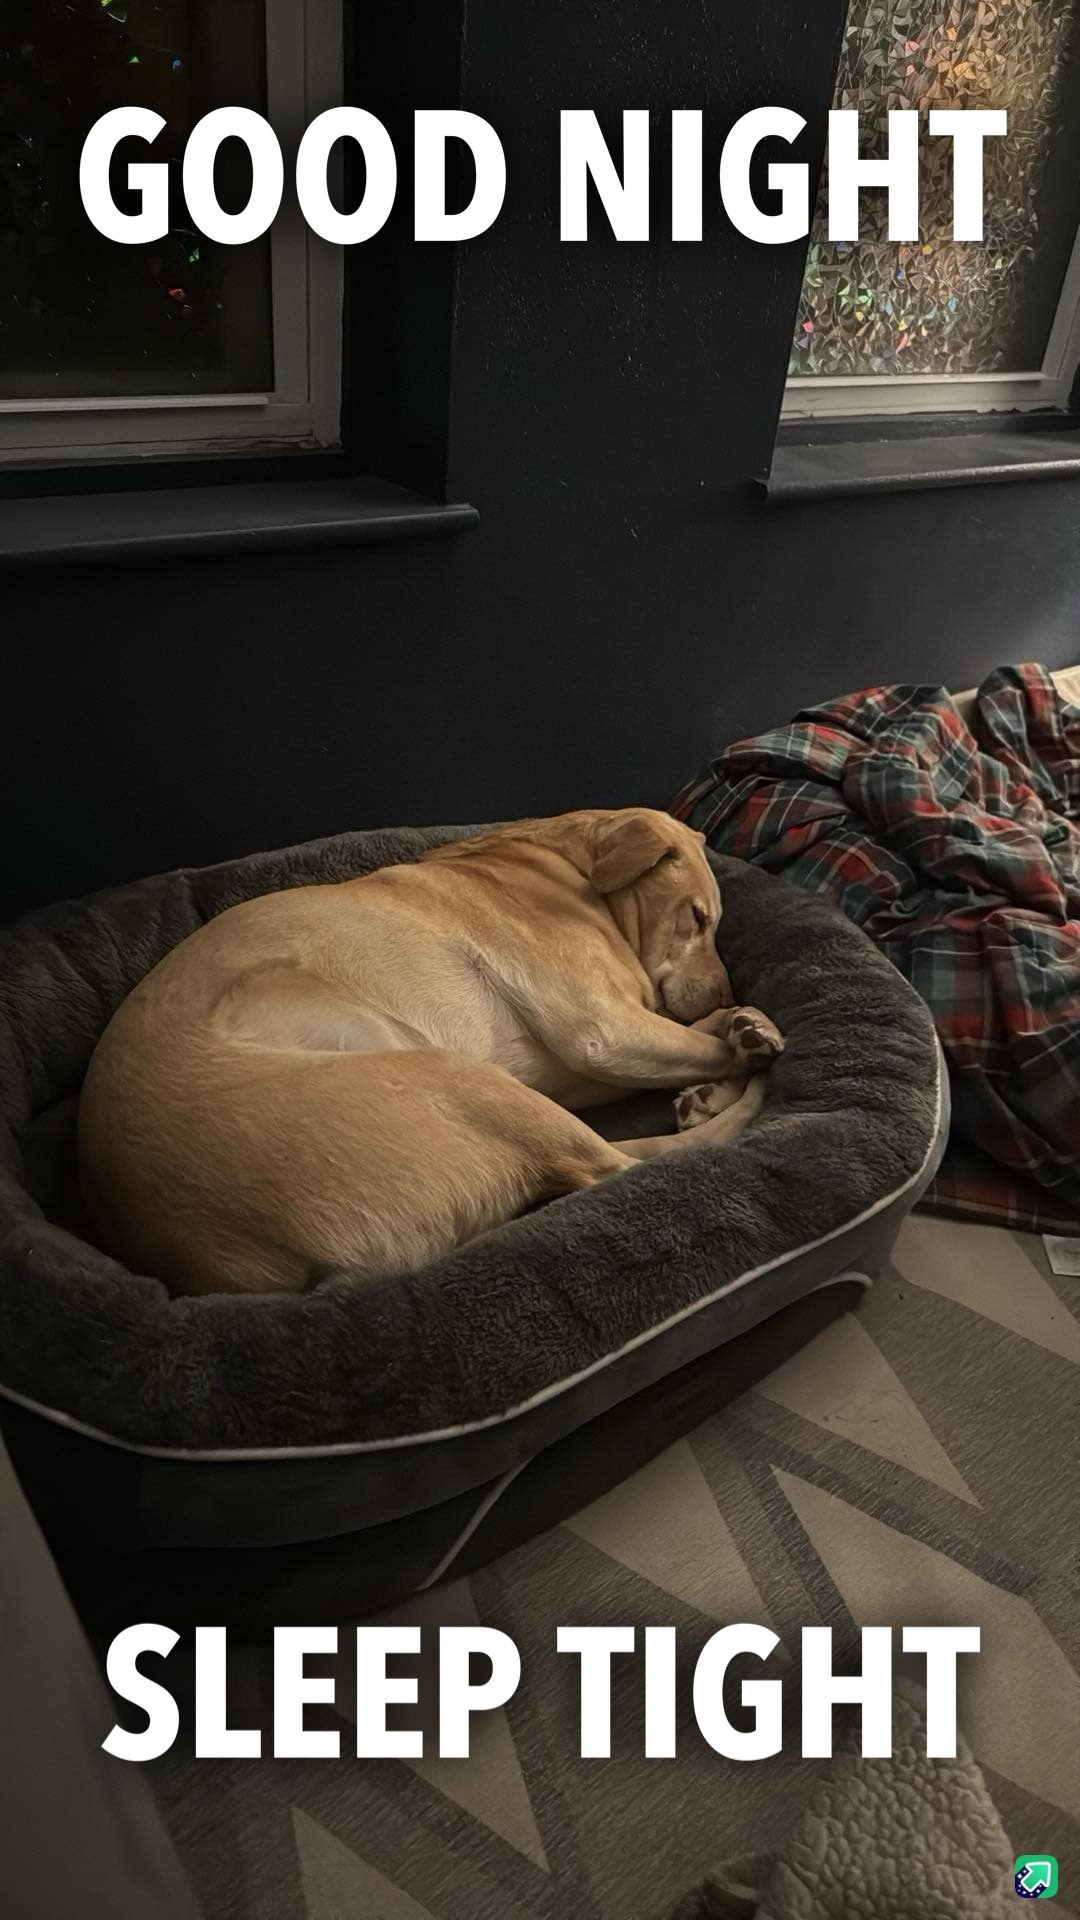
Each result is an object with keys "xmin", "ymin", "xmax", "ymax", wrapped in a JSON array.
[{"xmin": 78, "ymin": 808, "xmax": 783, "ymax": 1295}]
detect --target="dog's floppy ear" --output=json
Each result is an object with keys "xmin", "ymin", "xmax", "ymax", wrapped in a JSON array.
[
  {"xmin": 589, "ymin": 810, "xmax": 679, "ymax": 894},
  {"xmin": 438, "ymin": 809, "xmax": 681, "ymax": 893}
]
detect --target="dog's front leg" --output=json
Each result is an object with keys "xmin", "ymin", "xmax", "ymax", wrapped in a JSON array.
[
  {"xmin": 550, "ymin": 1002, "xmax": 783, "ymax": 1090},
  {"xmin": 692, "ymin": 1002, "xmax": 784, "ymax": 1059}
]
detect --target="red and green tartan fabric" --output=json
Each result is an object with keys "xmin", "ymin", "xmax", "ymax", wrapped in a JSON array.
[{"xmin": 672, "ymin": 663, "xmax": 1080, "ymax": 1235}]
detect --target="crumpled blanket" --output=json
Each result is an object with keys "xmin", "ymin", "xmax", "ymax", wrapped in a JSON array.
[
  {"xmin": 669, "ymin": 1685, "xmax": 1019, "ymax": 1920},
  {"xmin": 673, "ymin": 663, "xmax": 1080, "ymax": 1234}
]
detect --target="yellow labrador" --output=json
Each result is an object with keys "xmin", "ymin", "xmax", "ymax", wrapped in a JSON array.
[{"xmin": 78, "ymin": 809, "xmax": 783, "ymax": 1295}]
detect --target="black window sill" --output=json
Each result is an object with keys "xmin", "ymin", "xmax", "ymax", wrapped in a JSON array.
[
  {"xmin": 763, "ymin": 415, "xmax": 1080, "ymax": 502},
  {"xmin": 0, "ymin": 476, "xmax": 478, "ymax": 568}
]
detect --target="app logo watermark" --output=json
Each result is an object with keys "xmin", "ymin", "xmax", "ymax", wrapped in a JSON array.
[{"xmin": 1015, "ymin": 1856, "xmax": 1058, "ymax": 1899}]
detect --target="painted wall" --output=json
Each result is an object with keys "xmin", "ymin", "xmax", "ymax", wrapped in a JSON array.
[{"xmin": 5, "ymin": 0, "xmax": 1079, "ymax": 917}]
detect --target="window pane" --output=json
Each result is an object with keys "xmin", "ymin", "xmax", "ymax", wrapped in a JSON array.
[
  {"xmin": 790, "ymin": 0, "xmax": 1080, "ymax": 379},
  {"xmin": 0, "ymin": 0, "xmax": 273, "ymax": 401}
]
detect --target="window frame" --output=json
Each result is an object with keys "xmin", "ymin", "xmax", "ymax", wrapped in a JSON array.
[
  {"xmin": 0, "ymin": 0, "xmax": 344, "ymax": 467},
  {"xmin": 783, "ymin": 211, "xmax": 1080, "ymax": 421}
]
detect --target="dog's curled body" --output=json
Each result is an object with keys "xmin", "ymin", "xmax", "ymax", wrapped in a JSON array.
[{"xmin": 79, "ymin": 810, "xmax": 782, "ymax": 1295}]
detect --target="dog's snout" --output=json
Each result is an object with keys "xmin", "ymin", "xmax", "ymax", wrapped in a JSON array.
[{"xmin": 670, "ymin": 964, "xmax": 733, "ymax": 1024}]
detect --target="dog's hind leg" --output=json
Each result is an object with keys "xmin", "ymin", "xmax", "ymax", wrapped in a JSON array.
[
  {"xmin": 433, "ymin": 1058, "xmax": 768, "ymax": 1207},
  {"xmin": 212, "ymin": 1050, "xmax": 769, "ymax": 1289},
  {"xmin": 507, "ymin": 1072, "xmax": 768, "ymax": 1197},
  {"xmin": 454, "ymin": 1060, "xmax": 768, "ymax": 1195}
]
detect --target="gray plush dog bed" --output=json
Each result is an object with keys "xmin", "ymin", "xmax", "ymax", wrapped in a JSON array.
[{"xmin": 0, "ymin": 826, "xmax": 946, "ymax": 1628}]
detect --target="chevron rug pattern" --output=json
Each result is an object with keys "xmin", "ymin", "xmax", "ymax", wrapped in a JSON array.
[{"xmin": 149, "ymin": 1215, "xmax": 1080, "ymax": 1919}]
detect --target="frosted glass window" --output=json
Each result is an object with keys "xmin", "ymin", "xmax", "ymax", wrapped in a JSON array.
[{"xmin": 789, "ymin": 0, "xmax": 1080, "ymax": 379}]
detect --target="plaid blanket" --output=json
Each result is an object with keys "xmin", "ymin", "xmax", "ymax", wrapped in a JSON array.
[{"xmin": 673, "ymin": 663, "xmax": 1080, "ymax": 1234}]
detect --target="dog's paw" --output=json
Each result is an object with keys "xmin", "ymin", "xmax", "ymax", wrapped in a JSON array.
[
  {"xmin": 675, "ymin": 1081, "xmax": 745, "ymax": 1132},
  {"xmin": 729, "ymin": 1007, "xmax": 784, "ymax": 1073}
]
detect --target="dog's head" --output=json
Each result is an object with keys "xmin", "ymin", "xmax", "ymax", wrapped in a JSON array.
[{"xmin": 532, "ymin": 807, "xmax": 733, "ymax": 1022}]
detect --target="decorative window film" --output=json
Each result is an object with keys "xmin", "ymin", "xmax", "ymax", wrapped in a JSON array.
[{"xmin": 789, "ymin": 0, "xmax": 1080, "ymax": 379}]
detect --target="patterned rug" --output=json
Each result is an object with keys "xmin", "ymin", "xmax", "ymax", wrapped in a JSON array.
[{"xmin": 148, "ymin": 1214, "xmax": 1080, "ymax": 1919}]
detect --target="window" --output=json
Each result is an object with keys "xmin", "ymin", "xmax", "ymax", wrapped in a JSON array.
[
  {"xmin": 0, "ymin": 0, "xmax": 342, "ymax": 463},
  {"xmin": 785, "ymin": 0, "xmax": 1080, "ymax": 419}
]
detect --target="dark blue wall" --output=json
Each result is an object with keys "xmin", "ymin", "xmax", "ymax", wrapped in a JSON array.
[{"xmin": 5, "ymin": 0, "xmax": 1079, "ymax": 916}]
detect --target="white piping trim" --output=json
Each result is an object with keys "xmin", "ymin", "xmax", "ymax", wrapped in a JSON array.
[
  {"xmin": 416, "ymin": 1461, "xmax": 529, "ymax": 1590},
  {"xmin": 417, "ymin": 1270, "xmax": 873, "ymax": 1592},
  {"xmin": 0, "ymin": 1044, "xmax": 945, "ymax": 1464},
  {"xmin": 808, "ymin": 1269, "xmax": 872, "ymax": 1294}
]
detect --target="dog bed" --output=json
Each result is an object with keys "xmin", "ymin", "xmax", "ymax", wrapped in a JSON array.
[{"xmin": 0, "ymin": 826, "xmax": 947, "ymax": 1628}]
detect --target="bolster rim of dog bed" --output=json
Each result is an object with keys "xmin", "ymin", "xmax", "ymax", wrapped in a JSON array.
[{"xmin": 0, "ymin": 827, "xmax": 946, "ymax": 1607}]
